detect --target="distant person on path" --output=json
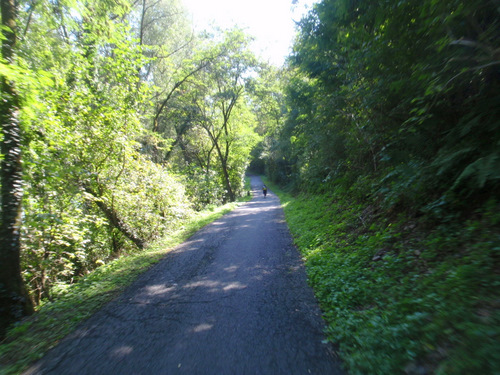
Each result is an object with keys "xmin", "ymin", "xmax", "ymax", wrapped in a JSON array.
[{"xmin": 263, "ymin": 185, "xmax": 267, "ymax": 198}]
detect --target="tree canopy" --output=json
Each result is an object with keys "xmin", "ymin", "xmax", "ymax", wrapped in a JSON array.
[
  {"xmin": 0, "ymin": 0, "xmax": 261, "ymax": 334},
  {"xmin": 265, "ymin": 0, "xmax": 500, "ymax": 204}
]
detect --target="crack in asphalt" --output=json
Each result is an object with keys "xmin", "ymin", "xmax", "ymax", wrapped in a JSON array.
[{"xmin": 24, "ymin": 176, "xmax": 344, "ymax": 375}]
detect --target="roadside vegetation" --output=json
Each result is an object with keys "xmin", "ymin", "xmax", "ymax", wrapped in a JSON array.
[
  {"xmin": 256, "ymin": 0, "xmax": 499, "ymax": 373},
  {"xmin": 1, "ymin": 0, "xmax": 498, "ymax": 373},
  {"xmin": 268, "ymin": 181, "xmax": 499, "ymax": 374},
  {"xmin": 0, "ymin": 201, "xmax": 241, "ymax": 375}
]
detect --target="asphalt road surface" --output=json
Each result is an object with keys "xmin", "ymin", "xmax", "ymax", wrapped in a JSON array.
[{"xmin": 25, "ymin": 176, "xmax": 344, "ymax": 375}]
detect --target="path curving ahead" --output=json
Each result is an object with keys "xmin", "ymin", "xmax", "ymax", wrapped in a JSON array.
[{"xmin": 25, "ymin": 176, "xmax": 344, "ymax": 375}]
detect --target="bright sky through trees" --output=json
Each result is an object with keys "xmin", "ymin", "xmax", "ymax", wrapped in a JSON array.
[{"xmin": 181, "ymin": 0, "xmax": 318, "ymax": 66}]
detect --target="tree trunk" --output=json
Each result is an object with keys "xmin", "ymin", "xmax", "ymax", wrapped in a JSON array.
[
  {"xmin": 204, "ymin": 123, "xmax": 236, "ymax": 202},
  {"xmin": 0, "ymin": 0, "xmax": 33, "ymax": 338},
  {"xmin": 215, "ymin": 91, "xmax": 239, "ymax": 202},
  {"xmin": 213, "ymin": 141, "xmax": 235, "ymax": 202},
  {"xmin": 83, "ymin": 184, "xmax": 145, "ymax": 250}
]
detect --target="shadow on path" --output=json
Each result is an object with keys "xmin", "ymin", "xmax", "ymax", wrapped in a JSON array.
[{"xmin": 25, "ymin": 176, "xmax": 343, "ymax": 375}]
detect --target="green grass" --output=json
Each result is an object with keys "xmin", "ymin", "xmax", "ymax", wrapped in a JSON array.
[
  {"xmin": 267, "ymin": 180, "xmax": 500, "ymax": 374},
  {"xmin": 0, "ymin": 201, "xmax": 242, "ymax": 375}
]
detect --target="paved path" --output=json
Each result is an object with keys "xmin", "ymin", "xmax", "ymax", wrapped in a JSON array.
[{"xmin": 25, "ymin": 176, "xmax": 343, "ymax": 375}]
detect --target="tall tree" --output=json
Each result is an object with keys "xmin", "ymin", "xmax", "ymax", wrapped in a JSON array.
[
  {"xmin": 195, "ymin": 29, "xmax": 259, "ymax": 202},
  {"xmin": 0, "ymin": 0, "xmax": 33, "ymax": 337},
  {"xmin": 156, "ymin": 29, "xmax": 260, "ymax": 204},
  {"xmin": 15, "ymin": 0, "xmax": 193, "ymax": 304}
]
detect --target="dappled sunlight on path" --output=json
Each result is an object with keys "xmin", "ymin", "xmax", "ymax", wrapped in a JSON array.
[{"xmin": 24, "ymin": 176, "xmax": 343, "ymax": 375}]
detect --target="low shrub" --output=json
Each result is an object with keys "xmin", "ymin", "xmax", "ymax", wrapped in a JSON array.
[{"xmin": 270, "ymin": 181, "xmax": 500, "ymax": 374}]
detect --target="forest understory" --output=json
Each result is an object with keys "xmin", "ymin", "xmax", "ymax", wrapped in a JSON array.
[{"xmin": 268, "ymin": 179, "xmax": 499, "ymax": 374}]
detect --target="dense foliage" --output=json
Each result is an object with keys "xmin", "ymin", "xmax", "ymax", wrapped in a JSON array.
[
  {"xmin": 261, "ymin": 0, "xmax": 500, "ymax": 373},
  {"xmin": 2, "ymin": 0, "xmax": 499, "ymax": 372},
  {"xmin": 268, "ymin": 0, "xmax": 500, "ymax": 200},
  {"xmin": 0, "ymin": 0, "xmax": 261, "ymax": 334},
  {"xmin": 271, "ymin": 183, "xmax": 499, "ymax": 374}
]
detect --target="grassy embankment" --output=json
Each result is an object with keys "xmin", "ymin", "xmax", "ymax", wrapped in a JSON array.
[
  {"xmin": 267, "ymin": 180, "xmax": 499, "ymax": 374},
  {"xmin": 0, "ymin": 195, "xmax": 250, "ymax": 375}
]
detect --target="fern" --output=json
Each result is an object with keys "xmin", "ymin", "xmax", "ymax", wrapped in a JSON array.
[{"xmin": 453, "ymin": 152, "xmax": 500, "ymax": 189}]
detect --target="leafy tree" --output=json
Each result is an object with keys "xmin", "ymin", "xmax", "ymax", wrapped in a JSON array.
[
  {"xmin": 14, "ymin": 0, "xmax": 144, "ymax": 303},
  {"xmin": 128, "ymin": 0, "xmax": 206, "ymax": 165},
  {"xmin": 195, "ymin": 29, "xmax": 260, "ymax": 201},
  {"xmin": 0, "ymin": 0, "xmax": 33, "ymax": 337},
  {"xmin": 271, "ymin": 0, "xmax": 499, "ymax": 203},
  {"xmin": 247, "ymin": 65, "xmax": 287, "ymax": 175},
  {"xmin": 158, "ymin": 28, "xmax": 260, "ymax": 204},
  {"xmin": 5, "ymin": 0, "xmax": 198, "ymax": 309}
]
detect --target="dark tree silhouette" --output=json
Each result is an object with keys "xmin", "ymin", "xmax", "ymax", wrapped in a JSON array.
[{"xmin": 0, "ymin": 0, "xmax": 33, "ymax": 338}]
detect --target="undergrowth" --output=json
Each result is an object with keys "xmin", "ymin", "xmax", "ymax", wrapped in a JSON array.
[
  {"xmin": 269, "ymin": 181, "xmax": 500, "ymax": 374},
  {"xmin": 0, "ymin": 201, "xmax": 242, "ymax": 375}
]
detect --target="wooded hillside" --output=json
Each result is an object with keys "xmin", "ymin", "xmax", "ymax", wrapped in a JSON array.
[
  {"xmin": 0, "ymin": 0, "xmax": 264, "ymax": 336},
  {"xmin": 256, "ymin": 0, "xmax": 499, "ymax": 373},
  {"xmin": 1, "ymin": 0, "xmax": 499, "ymax": 373}
]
